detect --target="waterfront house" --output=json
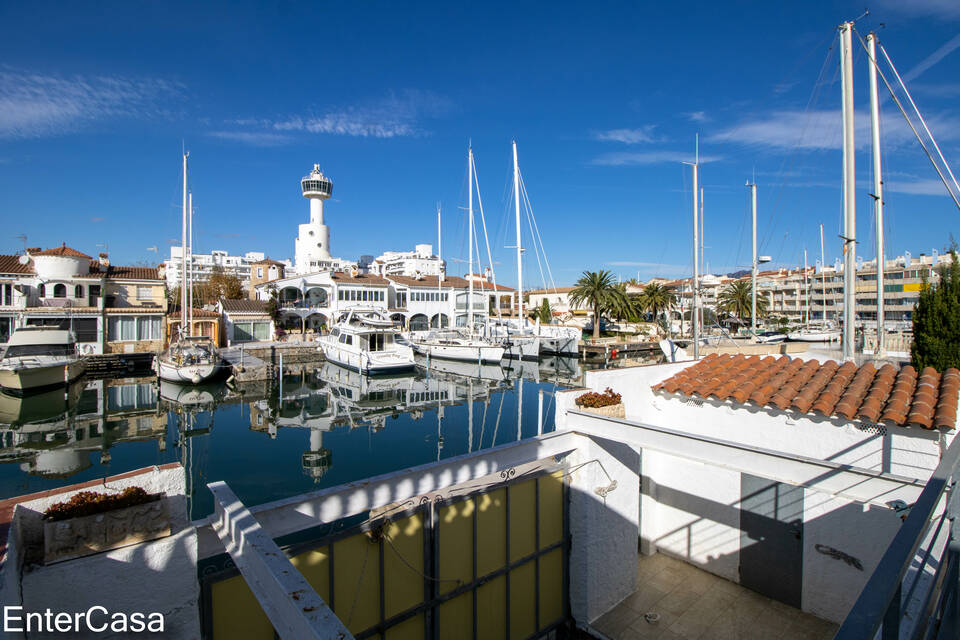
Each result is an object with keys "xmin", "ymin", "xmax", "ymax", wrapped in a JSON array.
[
  {"xmin": 219, "ymin": 298, "xmax": 275, "ymax": 345},
  {"xmin": 385, "ymin": 274, "xmax": 514, "ymax": 330},
  {"xmin": 247, "ymin": 258, "xmax": 287, "ymax": 299},
  {"xmin": 0, "ymin": 246, "xmax": 166, "ymax": 355}
]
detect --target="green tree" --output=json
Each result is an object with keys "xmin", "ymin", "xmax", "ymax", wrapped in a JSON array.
[
  {"xmin": 536, "ymin": 298, "xmax": 552, "ymax": 324},
  {"xmin": 911, "ymin": 251, "xmax": 960, "ymax": 370},
  {"xmin": 717, "ymin": 281, "xmax": 767, "ymax": 323},
  {"xmin": 264, "ymin": 285, "xmax": 281, "ymax": 323},
  {"xmin": 636, "ymin": 283, "xmax": 676, "ymax": 336},
  {"xmin": 569, "ymin": 270, "xmax": 635, "ymax": 339}
]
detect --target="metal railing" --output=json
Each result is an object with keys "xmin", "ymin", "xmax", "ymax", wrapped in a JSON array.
[{"xmin": 835, "ymin": 435, "xmax": 960, "ymax": 640}]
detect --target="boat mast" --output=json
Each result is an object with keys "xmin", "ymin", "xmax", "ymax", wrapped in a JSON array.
[
  {"xmin": 188, "ymin": 191, "xmax": 193, "ymax": 338},
  {"xmin": 468, "ymin": 146, "xmax": 475, "ymax": 330},
  {"xmin": 749, "ymin": 181, "xmax": 757, "ymax": 336},
  {"xmin": 512, "ymin": 141, "xmax": 524, "ymax": 325},
  {"xmin": 180, "ymin": 152, "xmax": 188, "ymax": 340},
  {"xmin": 682, "ymin": 139, "xmax": 700, "ymax": 359},
  {"xmin": 839, "ymin": 21, "xmax": 857, "ymax": 361},
  {"xmin": 867, "ymin": 32, "xmax": 886, "ymax": 358},
  {"xmin": 820, "ymin": 224, "xmax": 827, "ymax": 322},
  {"xmin": 803, "ymin": 249, "xmax": 809, "ymax": 328},
  {"xmin": 437, "ymin": 203, "xmax": 442, "ymax": 313}
]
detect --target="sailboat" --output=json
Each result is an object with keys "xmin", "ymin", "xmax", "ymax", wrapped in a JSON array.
[
  {"xmin": 154, "ymin": 152, "xmax": 222, "ymax": 384},
  {"xmin": 409, "ymin": 148, "xmax": 506, "ymax": 364}
]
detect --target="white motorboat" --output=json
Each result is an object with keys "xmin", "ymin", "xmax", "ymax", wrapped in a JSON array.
[
  {"xmin": 410, "ymin": 330, "xmax": 506, "ymax": 364},
  {"xmin": 0, "ymin": 328, "xmax": 85, "ymax": 395},
  {"xmin": 317, "ymin": 308, "xmax": 415, "ymax": 375},
  {"xmin": 155, "ymin": 336, "xmax": 222, "ymax": 384},
  {"xmin": 754, "ymin": 331, "xmax": 787, "ymax": 344},
  {"xmin": 787, "ymin": 326, "xmax": 841, "ymax": 342},
  {"xmin": 156, "ymin": 152, "xmax": 222, "ymax": 384},
  {"xmin": 535, "ymin": 323, "xmax": 581, "ymax": 356}
]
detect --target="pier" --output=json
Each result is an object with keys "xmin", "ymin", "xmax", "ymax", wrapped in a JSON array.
[{"xmin": 579, "ymin": 337, "xmax": 660, "ymax": 361}]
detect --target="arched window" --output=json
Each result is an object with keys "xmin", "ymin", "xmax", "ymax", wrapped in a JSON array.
[
  {"xmin": 409, "ymin": 314, "xmax": 429, "ymax": 332},
  {"xmin": 38, "ymin": 284, "xmax": 46, "ymax": 297},
  {"xmin": 53, "ymin": 284, "xmax": 67, "ymax": 298},
  {"xmin": 75, "ymin": 285, "xmax": 83, "ymax": 298}
]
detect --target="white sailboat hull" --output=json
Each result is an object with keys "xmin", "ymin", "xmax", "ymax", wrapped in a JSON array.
[
  {"xmin": 155, "ymin": 357, "xmax": 220, "ymax": 384},
  {"xmin": 787, "ymin": 330, "xmax": 841, "ymax": 343},
  {"xmin": 411, "ymin": 341, "xmax": 505, "ymax": 364},
  {"xmin": 536, "ymin": 326, "xmax": 581, "ymax": 356}
]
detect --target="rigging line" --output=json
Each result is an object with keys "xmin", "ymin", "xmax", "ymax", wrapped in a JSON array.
[
  {"xmin": 472, "ymin": 154, "xmax": 502, "ymax": 299},
  {"xmin": 760, "ymin": 32, "xmax": 839, "ymax": 255},
  {"xmin": 876, "ymin": 40, "xmax": 960, "ymax": 210},
  {"xmin": 852, "ymin": 28, "xmax": 960, "ymax": 211},
  {"xmin": 491, "ymin": 387, "xmax": 505, "ymax": 447},
  {"xmin": 517, "ymin": 171, "xmax": 550, "ymax": 292},
  {"xmin": 521, "ymin": 172, "xmax": 560, "ymax": 293}
]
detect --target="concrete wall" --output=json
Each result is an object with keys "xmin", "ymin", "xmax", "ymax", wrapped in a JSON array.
[{"xmin": 3, "ymin": 466, "xmax": 200, "ymax": 639}]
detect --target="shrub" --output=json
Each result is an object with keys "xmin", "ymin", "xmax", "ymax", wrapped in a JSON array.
[
  {"xmin": 575, "ymin": 387, "xmax": 622, "ymax": 408},
  {"xmin": 43, "ymin": 487, "xmax": 159, "ymax": 521}
]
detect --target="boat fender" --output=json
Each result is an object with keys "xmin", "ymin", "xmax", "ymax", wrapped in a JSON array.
[
  {"xmin": 191, "ymin": 374, "xmax": 202, "ymax": 384},
  {"xmin": 611, "ymin": 349, "xmax": 618, "ymax": 358}
]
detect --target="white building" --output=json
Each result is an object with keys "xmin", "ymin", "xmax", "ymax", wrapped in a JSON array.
[
  {"xmin": 368, "ymin": 244, "xmax": 444, "ymax": 278},
  {"xmin": 295, "ymin": 165, "xmax": 356, "ymax": 276},
  {"xmin": 164, "ymin": 248, "xmax": 289, "ymax": 291}
]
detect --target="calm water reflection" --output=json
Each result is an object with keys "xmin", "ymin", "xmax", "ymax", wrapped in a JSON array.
[{"xmin": 0, "ymin": 356, "xmax": 583, "ymax": 519}]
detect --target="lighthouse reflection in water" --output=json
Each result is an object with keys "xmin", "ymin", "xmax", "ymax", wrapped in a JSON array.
[{"xmin": 0, "ymin": 356, "xmax": 580, "ymax": 520}]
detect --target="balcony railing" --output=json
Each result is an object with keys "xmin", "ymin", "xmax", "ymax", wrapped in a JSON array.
[{"xmin": 835, "ymin": 435, "xmax": 960, "ymax": 640}]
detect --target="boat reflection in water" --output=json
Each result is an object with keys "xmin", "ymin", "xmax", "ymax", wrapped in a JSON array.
[
  {"xmin": 0, "ymin": 356, "xmax": 577, "ymax": 516},
  {"xmin": 0, "ymin": 378, "xmax": 168, "ymax": 482}
]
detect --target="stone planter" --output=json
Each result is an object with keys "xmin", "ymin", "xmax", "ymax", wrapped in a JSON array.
[
  {"xmin": 43, "ymin": 496, "xmax": 171, "ymax": 565},
  {"xmin": 579, "ymin": 403, "xmax": 625, "ymax": 419}
]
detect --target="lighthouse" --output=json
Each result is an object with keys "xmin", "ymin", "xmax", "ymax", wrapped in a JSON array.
[{"xmin": 295, "ymin": 165, "xmax": 334, "ymax": 274}]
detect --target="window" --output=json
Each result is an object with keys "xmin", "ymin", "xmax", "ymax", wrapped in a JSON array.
[
  {"xmin": 74, "ymin": 285, "xmax": 83, "ymax": 298},
  {"xmin": 53, "ymin": 284, "xmax": 66, "ymax": 298},
  {"xmin": 89, "ymin": 285, "xmax": 101, "ymax": 298},
  {"xmin": 1, "ymin": 284, "xmax": 11, "ymax": 306},
  {"xmin": 136, "ymin": 286, "xmax": 153, "ymax": 301},
  {"xmin": 257, "ymin": 268, "xmax": 263, "ymax": 278},
  {"xmin": 38, "ymin": 284, "xmax": 45, "ymax": 297},
  {"xmin": 368, "ymin": 333, "xmax": 385, "ymax": 352},
  {"xmin": 137, "ymin": 317, "xmax": 161, "ymax": 340},
  {"xmin": 109, "ymin": 316, "xmax": 136, "ymax": 341}
]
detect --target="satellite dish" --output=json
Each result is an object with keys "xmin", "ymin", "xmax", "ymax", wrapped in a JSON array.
[
  {"xmin": 758, "ymin": 256, "xmax": 773, "ymax": 264},
  {"xmin": 18, "ymin": 255, "xmax": 29, "ymax": 265}
]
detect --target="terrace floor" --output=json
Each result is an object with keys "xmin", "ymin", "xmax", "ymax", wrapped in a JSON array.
[{"xmin": 592, "ymin": 553, "xmax": 838, "ymax": 640}]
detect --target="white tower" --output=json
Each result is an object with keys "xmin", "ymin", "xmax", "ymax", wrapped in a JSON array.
[{"xmin": 295, "ymin": 165, "xmax": 334, "ymax": 274}]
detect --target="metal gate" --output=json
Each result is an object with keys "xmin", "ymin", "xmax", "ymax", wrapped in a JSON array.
[{"xmin": 201, "ymin": 470, "xmax": 570, "ymax": 639}]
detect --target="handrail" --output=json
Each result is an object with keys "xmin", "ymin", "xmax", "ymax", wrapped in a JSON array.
[{"xmin": 834, "ymin": 434, "xmax": 960, "ymax": 639}]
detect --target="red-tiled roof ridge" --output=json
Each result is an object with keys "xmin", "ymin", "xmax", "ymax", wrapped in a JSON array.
[
  {"xmin": 32, "ymin": 243, "xmax": 92, "ymax": 259},
  {"xmin": 651, "ymin": 355, "xmax": 959, "ymax": 431}
]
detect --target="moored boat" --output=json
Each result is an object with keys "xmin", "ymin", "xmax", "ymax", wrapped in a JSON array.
[
  {"xmin": 0, "ymin": 328, "xmax": 85, "ymax": 396},
  {"xmin": 317, "ymin": 308, "xmax": 415, "ymax": 375}
]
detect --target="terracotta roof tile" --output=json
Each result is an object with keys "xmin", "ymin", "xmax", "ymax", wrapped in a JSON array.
[
  {"xmin": 31, "ymin": 244, "xmax": 91, "ymax": 259},
  {"xmin": 651, "ymin": 355, "xmax": 958, "ymax": 431},
  {"xmin": 0, "ymin": 255, "xmax": 34, "ymax": 274}
]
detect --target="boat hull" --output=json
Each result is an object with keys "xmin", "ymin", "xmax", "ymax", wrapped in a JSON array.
[
  {"xmin": 500, "ymin": 335, "xmax": 540, "ymax": 361},
  {"xmin": 411, "ymin": 342, "xmax": 505, "ymax": 364},
  {"xmin": 787, "ymin": 331, "xmax": 841, "ymax": 342},
  {"xmin": 155, "ymin": 357, "xmax": 220, "ymax": 384},
  {"xmin": 0, "ymin": 359, "xmax": 85, "ymax": 395},
  {"xmin": 317, "ymin": 343, "xmax": 415, "ymax": 375},
  {"xmin": 536, "ymin": 326, "xmax": 581, "ymax": 356}
]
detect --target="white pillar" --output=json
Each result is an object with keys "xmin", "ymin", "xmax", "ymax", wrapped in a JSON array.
[{"xmin": 840, "ymin": 21, "xmax": 857, "ymax": 361}]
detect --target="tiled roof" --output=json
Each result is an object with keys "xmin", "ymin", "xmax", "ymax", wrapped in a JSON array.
[
  {"xmin": 252, "ymin": 258, "xmax": 286, "ymax": 267},
  {"xmin": 331, "ymin": 272, "xmax": 390, "ymax": 286},
  {"xmin": 386, "ymin": 274, "xmax": 514, "ymax": 291},
  {"xmin": 0, "ymin": 255, "xmax": 34, "ymax": 274},
  {"xmin": 86, "ymin": 262, "xmax": 163, "ymax": 280},
  {"xmin": 220, "ymin": 298, "xmax": 269, "ymax": 313},
  {"xmin": 652, "ymin": 354, "xmax": 960, "ymax": 430},
  {"xmin": 32, "ymin": 244, "xmax": 92, "ymax": 259}
]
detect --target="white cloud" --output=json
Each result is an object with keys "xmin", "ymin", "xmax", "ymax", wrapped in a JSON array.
[
  {"xmin": 591, "ymin": 151, "xmax": 722, "ymax": 166},
  {"xmin": 687, "ymin": 111, "xmax": 709, "ymax": 123},
  {"xmin": 226, "ymin": 90, "xmax": 451, "ymax": 141},
  {"xmin": 207, "ymin": 131, "xmax": 294, "ymax": 146},
  {"xmin": 594, "ymin": 125, "xmax": 658, "ymax": 144},
  {"xmin": 0, "ymin": 69, "xmax": 181, "ymax": 139},
  {"xmin": 904, "ymin": 33, "xmax": 960, "ymax": 83},
  {"xmin": 885, "ymin": 177, "xmax": 956, "ymax": 196},
  {"xmin": 874, "ymin": 0, "xmax": 960, "ymax": 20},
  {"xmin": 708, "ymin": 108, "xmax": 960, "ymax": 151}
]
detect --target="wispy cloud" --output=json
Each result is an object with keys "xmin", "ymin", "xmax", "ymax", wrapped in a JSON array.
[
  {"xmin": 593, "ymin": 125, "xmax": 659, "ymax": 144},
  {"xmin": 207, "ymin": 131, "xmax": 294, "ymax": 146},
  {"xmin": 591, "ymin": 151, "xmax": 722, "ymax": 166},
  {"xmin": 709, "ymin": 108, "xmax": 960, "ymax": 151},
  {"xmin": 885, "ymin": 177, "xmax": 955, "ymax": 196},
  {"xmin": 0, "ymin": 68, "xmax": 181, "ymax": 139},
  {"xmin": 686, "ymin": 111, "xmax": 709, "ymax": 123},
  {"xmin": 874, "ymin": 0, "xmax": 960, "ymax": 20},
  {"xmin": 220, "ymin": 90, "xmax": 451, "ymax": 143},
  {"xmin": 904, "ymin": 33, "xmax": 960, "ymax": 83}
]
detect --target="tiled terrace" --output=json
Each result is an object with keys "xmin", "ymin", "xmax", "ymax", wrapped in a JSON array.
[{"xmin": 592, "ymin": 554, "xmax": 838, "ymax": 640}]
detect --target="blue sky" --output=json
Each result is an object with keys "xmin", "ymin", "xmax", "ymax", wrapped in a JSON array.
[{"xmin": 1, "ymin": 1, "xmax": 959, "ymax": 288}]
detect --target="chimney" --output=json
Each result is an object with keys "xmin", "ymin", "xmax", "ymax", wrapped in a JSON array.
[{"xmin": 98, "ymin": 252, "xmax": 110, "ymax": 272}]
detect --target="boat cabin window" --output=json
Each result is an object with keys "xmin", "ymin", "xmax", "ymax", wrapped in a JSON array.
[
  {"xmin": 4, "ymin": 343, "xmax": 74, "ymax": 357},
  {"xmin": 338, "ymin": 333, "xmax": 352, "ymax": 345},
  {"xmin": 330, "ymin": 328, "xmax": 340, "ymax": 338},
  {"xmin": 367, "ymin": 333, "xmax": 385, "ymax": 352}
]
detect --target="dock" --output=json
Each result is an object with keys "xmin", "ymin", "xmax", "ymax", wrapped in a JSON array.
[
  {"xmin": 221, "ymin": 341, "xmax": 326, "ymax": 382},
  {"xmin": 579, "ymin": 338, "xmax": 660, "ymax": 361}
]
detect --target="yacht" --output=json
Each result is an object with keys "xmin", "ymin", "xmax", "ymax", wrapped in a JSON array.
[
  {"xmin": 787, "ymin": 324, "xmax": 841, "ymax": 343},
  {"xmin": 754, "ymin": 330, "xmax": 787, "ymax": 344},
  {"xmin": 536, "ymin": 324, "xmax": 582, "ymax": 356},
  {"xmin": 317, "ymin": 308, "xmax": 415, "ymax": 375},
  {"xmin": 0, "ymin": 328, "xmax": 85, "ymax": 395},
  {"xmin": 155, "ymin": 152, "xmax": 222, "ymax": 385},
  {"xmin": 409, "ymin": 329, "xmax": 505, "ymax": 364}
]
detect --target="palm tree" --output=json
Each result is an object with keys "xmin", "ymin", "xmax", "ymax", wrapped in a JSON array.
[
  {"xmin": 717, "ymin": 281, "xmax": 767, "ymax": 324},
  {"xmin": 637, "ymin": 283, "xmax": 676, "ymax": 337},
  {"xmin": 569, "ymin": 270, "xmax": 634, "ymax": 339}
]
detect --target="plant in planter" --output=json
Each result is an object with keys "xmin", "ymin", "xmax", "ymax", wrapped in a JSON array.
[
  {"xmin": 575, "ymin": 387, "xmax": 625, "ymax": 418},
  {"xmin": 42, "ymin": 486, "xmax": 171, "ymax": 564}
]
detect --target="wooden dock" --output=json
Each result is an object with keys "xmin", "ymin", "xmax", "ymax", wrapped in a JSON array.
[{"xmin": 579, "ymin": 339, "xmax": 660, "ymax": 361}]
